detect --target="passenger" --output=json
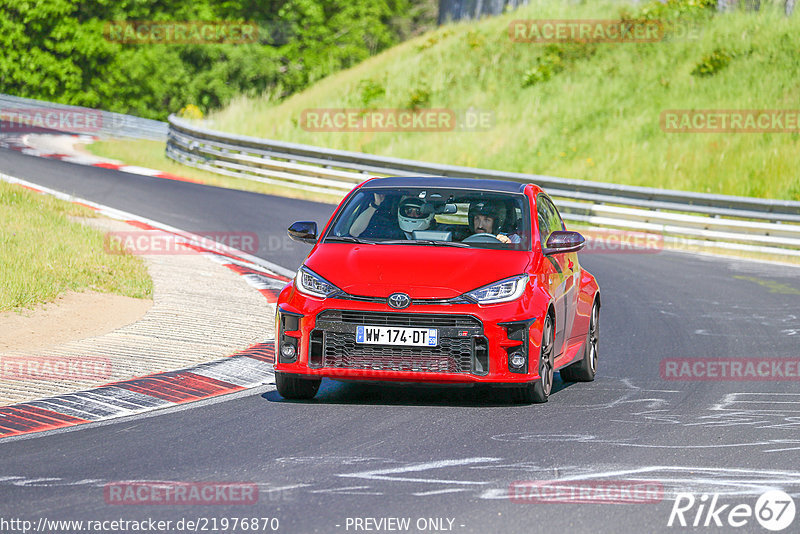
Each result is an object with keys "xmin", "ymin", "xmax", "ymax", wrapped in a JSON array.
[
  {"xmin": 352, "ymin": 195, "xmax": 436, "ymax": 239},
  {"xmin": 396, "ymin": 197, "xmax": 436, "ymax": 238}
]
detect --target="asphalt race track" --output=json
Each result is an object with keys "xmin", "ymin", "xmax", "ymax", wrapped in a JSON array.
[{"xmin": 2, "ymin": 148, "xmax": 799, "ymax": 533}]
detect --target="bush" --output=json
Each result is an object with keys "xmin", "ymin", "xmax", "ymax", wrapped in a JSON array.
[
  {"xmin": 406, "ymin": 87, "xmax": 431, "ymax": 109},
  {"xmin": 691, "ymin": 48, "xmax": 734, "ymax": 77},
  {"xmin": 358, "ymin": 79, "xmax": 386, "ymax": 107},
  {"xmin": 522, "ymin": 44, "xmax": 595, "ymax": 88}
]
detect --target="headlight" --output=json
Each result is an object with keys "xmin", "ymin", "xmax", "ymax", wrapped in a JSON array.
[
  {"xmin": 295, "ymin": 266, "xmax": 340, "ymax": 298},
  {"xmin": 465, "ymin": 274, "xmax": 528, "ymax": 304}
]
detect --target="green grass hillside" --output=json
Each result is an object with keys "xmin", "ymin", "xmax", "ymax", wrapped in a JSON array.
[{"xmin": 200, "ymin": 0, "xmax": 800, "ymax": 200}]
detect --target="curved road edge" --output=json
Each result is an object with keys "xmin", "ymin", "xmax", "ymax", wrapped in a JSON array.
[{"xmin": 0, "ymin": 172, "xmax": 290, "ymax": 440}]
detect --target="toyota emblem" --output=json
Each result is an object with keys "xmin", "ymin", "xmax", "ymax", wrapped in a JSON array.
[{"xmin": 388, "ymin": 292, "xmax": 411, "ymax": 309}]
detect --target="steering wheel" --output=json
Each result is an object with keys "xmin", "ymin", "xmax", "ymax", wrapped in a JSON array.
[{"xmin": 462, "ymin": 233, "xmax": 502, "ymax": 244}]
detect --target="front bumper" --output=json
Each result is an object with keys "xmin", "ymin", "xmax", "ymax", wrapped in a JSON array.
[{"xmin": 274, "ymin": 284, "xmax": 546, "ymax": 384}]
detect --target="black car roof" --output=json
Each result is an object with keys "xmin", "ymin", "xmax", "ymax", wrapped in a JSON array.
[{"xmin": 361, "ymin": 176, "xmax": 528, "ymax": 194}]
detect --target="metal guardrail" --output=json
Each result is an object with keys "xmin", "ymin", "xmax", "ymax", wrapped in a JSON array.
[
  {"xmin": 167, "ymin": 114, "xmax": 800, "ymax": 257},
  {"xmin": 0, "ymin": 94, "xmax": 167, "ymax": 140}
]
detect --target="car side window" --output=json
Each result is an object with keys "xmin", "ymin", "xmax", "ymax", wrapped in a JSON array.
[
  {"xmin": 548, "ymin": 199, "xmax": 566, "ymax": 235},
  {"xmin": 331, "ymin": 191, "xmax": 368, "ymax": 236},
  {"xmin": 537, "ymin": 195, "xmax": 562, "ymax": 247},
  {"xmin": 537, "ymin": 208, "xmax": 549, "ymax": 246}
]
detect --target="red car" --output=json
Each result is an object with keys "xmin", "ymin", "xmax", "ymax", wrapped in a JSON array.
[{"xmin": 275, "ymin": 177, "xmax": 600, "ymax": 403}]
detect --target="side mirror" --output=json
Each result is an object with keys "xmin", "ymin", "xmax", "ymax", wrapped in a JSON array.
[
  {"xmin": 288, "ymin": 221, "xmax": 317, "ymax": 244},
  {"xmin": 543, "ymin": 230, "xmax": 585, "ymax": 255}
]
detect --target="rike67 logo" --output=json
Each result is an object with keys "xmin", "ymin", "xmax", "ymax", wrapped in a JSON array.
[{"xmin": 668, "ymin": 490, "xmax": 796, "ymax": 531}]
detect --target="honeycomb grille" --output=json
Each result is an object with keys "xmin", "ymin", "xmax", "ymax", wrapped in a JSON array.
[
  {"xmin": 322, "ymin": 332, "xmax": 473, "ymax": 374},
  {"xmin": 320, "ymin": 310, "xmax": 480, "ymax": 328}
]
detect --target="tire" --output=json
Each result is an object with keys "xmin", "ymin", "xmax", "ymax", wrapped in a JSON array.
[
  {"xmin": 512, "ymin": 314, "xmax": 554, "ymax": 404},
  {"xmin": 560, "ymin": 299, "xmax": 599, "ymax": 382},
  {"xmin": 275, "ymin": 372, "xmax": 321, "ymax": 400}
]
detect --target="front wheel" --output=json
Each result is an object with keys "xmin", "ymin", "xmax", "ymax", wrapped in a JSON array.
[
  {"xmin": 275, "ymin": 372, "xmax": 321, "ymax": 400},
  {"xmin": 512, "ymin": 314, "xmax": 554, "ymax": 404},
  {"xmin": 560, "ymin": 299, "xmax": 599, "ymax": 382}
]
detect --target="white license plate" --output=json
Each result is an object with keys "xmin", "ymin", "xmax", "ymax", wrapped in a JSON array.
[{"xmin": 355, "ymin": 326, "xmax": 438, "ymax": 347}]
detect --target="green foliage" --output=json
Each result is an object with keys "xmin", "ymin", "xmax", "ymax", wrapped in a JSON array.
[
  {"xmin": 389, "ymin": 0, "xmax": 438, "ymax": 40},
  {"xmin": 522, "ymin": 50, "xmax": 564, "ymax": 87},
  {"xmin": 0, "ymin": 0, "xmax": 436, "ymax": 119},
  {"xmin": 636, "ymin": 0, "xmax": 717, "ymax": 20},
  {"xmin": 415, "ymin": 28, "xmax": 454, "ymax": 50},
  {"xmin": 405, "ymin": 86, "xmax": 430, "ymax": 109},
  {"xmin": 274, "ymin": 0, "xmax": 402, "ymax": 91},
  {"xmin": 358, "ymin": 79, "xmax": 386, "ymax": 107},
  {"xmin": 0, "ymin": 2, "xmax": 117, "ymax": 107},
  {"xmin": 691, "ymin": 48, "xmax": 734, "ymax": 77},
  {"xmin": 202, "ymin": 0, "xmax": 800, "ymax": 201},
  {"xmin": 788, "ymin": 179, "xmax": 800, "ymax": 201},
  {"xmin": 522, "ymin": 44, "xmax": 596, "ymax": 87},
  {"xmin": 465, "ymin": 30, "xmax": 485, "ymax": 49}
]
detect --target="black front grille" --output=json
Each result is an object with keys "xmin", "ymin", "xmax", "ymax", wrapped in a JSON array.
[
  {"xmin": 323, "ymin": 332, "xmax": 473, "ymax": 373},
  {"xmin": 311, "ymin": 310, "xmax": 486, "ymax": 375},
  {"xmin": 319, "ymin": 310, "xmax": 480, "ymax": 328}
]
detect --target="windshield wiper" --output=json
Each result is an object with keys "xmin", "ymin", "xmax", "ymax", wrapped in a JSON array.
[
  {"xmin": 378, "ymin": 239, "xmax": 470, "ymax": 247},
  {"xmin": 325, "ymin": 236, "xmax": 372, "ymax": 244}
]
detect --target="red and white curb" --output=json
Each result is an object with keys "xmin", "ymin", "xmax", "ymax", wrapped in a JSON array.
[
  {"xmin": 0, "ymin": 172, "xmax": 296, "ymax": 439},
  {"xmin": 0, "ymin": 134, "xmax": 204, "ymax": 184},
  {"xmin": 0, "ymin": 344, "xmax": 275, "ymax": 438}
]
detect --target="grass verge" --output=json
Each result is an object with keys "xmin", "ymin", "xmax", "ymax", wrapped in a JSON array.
[{"xmin": 0, "ymin": 181, "xmax": 153, "ymax": 312}]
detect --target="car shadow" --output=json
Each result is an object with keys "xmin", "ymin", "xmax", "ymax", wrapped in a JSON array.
[{"xmin": 262, "ymin": 372, "xmax": 578, "ymax": 407}]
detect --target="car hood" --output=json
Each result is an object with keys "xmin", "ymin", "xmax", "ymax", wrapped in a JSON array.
[{"xmin": 304, "ymin": 243, "xmax": 531, "ymax": 299}]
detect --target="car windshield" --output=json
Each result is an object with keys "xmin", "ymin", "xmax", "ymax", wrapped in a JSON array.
[{"xmin": 325, "ymin": 187, "xmax": 531, "ymax": 250}]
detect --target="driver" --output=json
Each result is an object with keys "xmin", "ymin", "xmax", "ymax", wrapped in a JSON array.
[{"xmin": 467, "ymin": 200, "xmax": 520, "ymax": 244}]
